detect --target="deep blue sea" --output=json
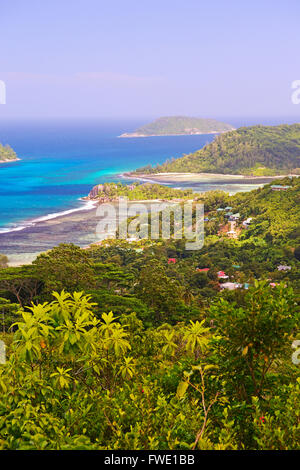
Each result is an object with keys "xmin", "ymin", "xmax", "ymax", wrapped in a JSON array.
[{"xmin": 0, "ymin": 119, "xmax": 217, "ymax": 232}]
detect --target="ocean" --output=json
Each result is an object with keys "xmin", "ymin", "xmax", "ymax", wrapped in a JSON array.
[{"xmin": 0, "ymin": 118, "xmax": 281, "ymax": 264}]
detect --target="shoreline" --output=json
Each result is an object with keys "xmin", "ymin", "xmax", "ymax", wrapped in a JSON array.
[
  {"xmin": 0, "ymin": 198, "xmax": 98, "ymax": 235},
  {"xmin": 1, "ymin": 169, "xmax": 297, "ymax": 267},
  {"xmin": 121, "ymin": 171, "xmax": 295, "ymax": 184},
  {"xmin": 0, "ymin": 170, "xmax": 294, "ymax": 238},
  {"xmin": 0, "ymin": 158, "xmax": 20, "ymax": 164},
  {"xmin": 118, "ymin": 130, "xmax": 233, "ymax": 138}
]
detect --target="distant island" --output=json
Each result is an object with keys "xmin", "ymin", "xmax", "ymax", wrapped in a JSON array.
[
  {"xmin": 119, "ymin": 116, "xmax": 235, "ymax": 138},
  {"xmin": 132, "ymin": 124, "xmax": 300, "ymax": 176},
  {"xmin": 0, "ymin": 143, "xmax": 18, "ymax": 163}
]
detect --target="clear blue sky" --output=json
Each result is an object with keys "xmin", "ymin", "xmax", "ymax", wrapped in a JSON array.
[{"xmin": 1, "ymin": 0, "xmax": 300, "ymax": 120}]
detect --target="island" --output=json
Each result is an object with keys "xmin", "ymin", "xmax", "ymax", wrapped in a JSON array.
[
  {"xmin": 118, "ymin": 116, "xmax": 235, "ymax": 138},
  {"xmin": 0, "ymin": 143, "xmax": 18, "ymax": 163},
  {"xmin": 132, "ymin": 124, "xmax": 300, "ymax": 176}
]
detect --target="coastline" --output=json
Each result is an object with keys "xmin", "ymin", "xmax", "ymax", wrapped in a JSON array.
[
  {"xmin": 0, "ymin": 198, "xmax": 98, "ymax": 235},
  {"xmin": 0, "ymin": 169, "xmax": 291, "ymax": 240},
  {"xmin": 1, "ymin": 168, "xmax": 296, "ymax": 267},
  {"xmin": 121, "ymin": 171, "xmax": 294, "ymax": 184},
  {"xmin": 118, "ymin": 130, "xmax": 233, "ymax": 138},
  {"xmin": 0, "ymin": 158, "xmax": 20, "ymax": 164}
]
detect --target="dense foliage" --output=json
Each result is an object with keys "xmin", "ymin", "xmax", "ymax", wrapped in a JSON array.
[
  {"xmin": 135, "ymin": 125, "xmax": 300, "ymax": 176},
  {"xmin": 90, "ymin": 182, "xmax": 194, "ymax": 201},
  {"xmin": 0, "ymin": 177, "xmax": 299, "ymax": 450}
]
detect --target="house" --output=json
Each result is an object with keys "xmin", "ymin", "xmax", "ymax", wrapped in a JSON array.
[
  {"xmin": 227, "ymin": 230, "xmax": 238, "ymax": 239},
  {"xmin": 217, "ymin": 208, "xmax": 225, "ymax": 212},
  {"xmin": 229, "ymin": 213, "xmax": 240, "ymax": 221},
  {"xmin": 168, "ymin": 258, "xmax": 176, "ymax": 264},
  {"xmin": 232, "ymin": 264, "xmax": 241, "ymax": 269},
  {"xmin": 220, "ymin": 282, "xmax": 249, "ymax": 290},
  {"xmin": 196, "ymin": 268, "xmax": 210, "ymax": 272},
  {"xmin": 271, "ymin": 185, "xmax": 290, "ymax": 191},
  {"xmin": 225, "ymin": 206, "xmax": 233, "ymax": 211},
  {"xmin": 220, "ymin": 282, "xmax": 242, "ymax": 290},
  {"xmin": 277, "ymin": 265, "xmax": 291, "ymax": 271},
  {"xmin": 243, "ymin": 217, "xmax": 253, "ymax": 227},
  {"xmin": 217, "ymin": 271, "xmax": 229, "ymax": 279}
]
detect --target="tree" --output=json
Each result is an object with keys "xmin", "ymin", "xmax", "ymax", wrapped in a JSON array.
[
  {"xmin": 0, "ymin": 266, "xmax": 42, "ymax": 307},
  {"xmin": 0, "ymin": 297, "xmax": 19, "ymax": 332},
  {"xmin": 294, "ymin": 245, "xmax": 300, "ymax": 261},
  {"xmin": 210, "ymin": 281, "xmax": 299, "ymax": 402},
  {"xmin": 135, "ymin": 260, "xmax": 184, "ymax": 323},
  {"xmin": 0, "ymin": 254, "xmax": 8, "ymax": 269},
  {"xmin": 32, "ymin": 244, "xmax": 95, "ymax": 296}
]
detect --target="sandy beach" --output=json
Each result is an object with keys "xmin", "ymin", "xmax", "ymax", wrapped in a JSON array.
[
  {"xmin": 0, "ymin": 158, "xmax": 20, "ymax": 164},
  {"xmin": 122, "ymin": 171, "xmax": 293, "ymax": 185}
]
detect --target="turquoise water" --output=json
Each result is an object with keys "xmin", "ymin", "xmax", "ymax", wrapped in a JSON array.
[
  {"xmin": 0, "ymin": 119, "xmax": 279, "ymax": 262},
  {"xmin": 0, "ymin": 119, "xmax": 216, "ymax": 232}
]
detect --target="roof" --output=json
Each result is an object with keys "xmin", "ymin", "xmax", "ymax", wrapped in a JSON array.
[
  {"xmin": 277, "ymin": 265, "xmax": 291, "ymax": 270},
  {"xmin": 271, "ymin": 185, "xmax": 291, "ymax": 189},
  {"xmin": 220, "ymin": 282, "xmax": 242, "ymax": 290}
]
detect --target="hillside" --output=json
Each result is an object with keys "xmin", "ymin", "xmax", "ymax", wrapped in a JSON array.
[
  {"xmin": 0, "ymin": 143, "xmax": 18, "ymax": 163},
  {"xmin": 119, "ymin": 116, "xmax": 234, "ymax": 137},
  {"xmin": 135, "ymin": 124, "xmax": 300, "ymax": 176},
  {"xmin": 0, "ymin": 177, "xmax": 300, "ymax": 450}
]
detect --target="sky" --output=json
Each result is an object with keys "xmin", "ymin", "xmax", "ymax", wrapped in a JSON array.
[{"xmin": 1, "ymin": 0, "xmax": 300, "ymax": 121}]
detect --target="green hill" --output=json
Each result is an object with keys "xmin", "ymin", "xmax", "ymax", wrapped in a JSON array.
[
  {"xmin": 136, "ymin": 124, "xmax": 300, "ymax": 176},
  {"xmin": 119, "ymin": 116, "xmax": 234, "ymax": 137},
  {"xmin": 0, "ymin": 143, "xmax": 18, "ymax": 163}
]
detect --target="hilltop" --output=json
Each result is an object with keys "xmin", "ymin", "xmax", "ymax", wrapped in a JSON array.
[
  {"xmin": 134, "ymin": 124, "xmax": 300, "ymax": 176},
  {"xmin": 119, "ymin": 116, "xmax": 234, "ymax": 138}
]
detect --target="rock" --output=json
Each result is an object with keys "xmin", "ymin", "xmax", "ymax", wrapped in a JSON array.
[{"xmin": 88, "ymin": 184, "xmax": 104, "ymax": 199}]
